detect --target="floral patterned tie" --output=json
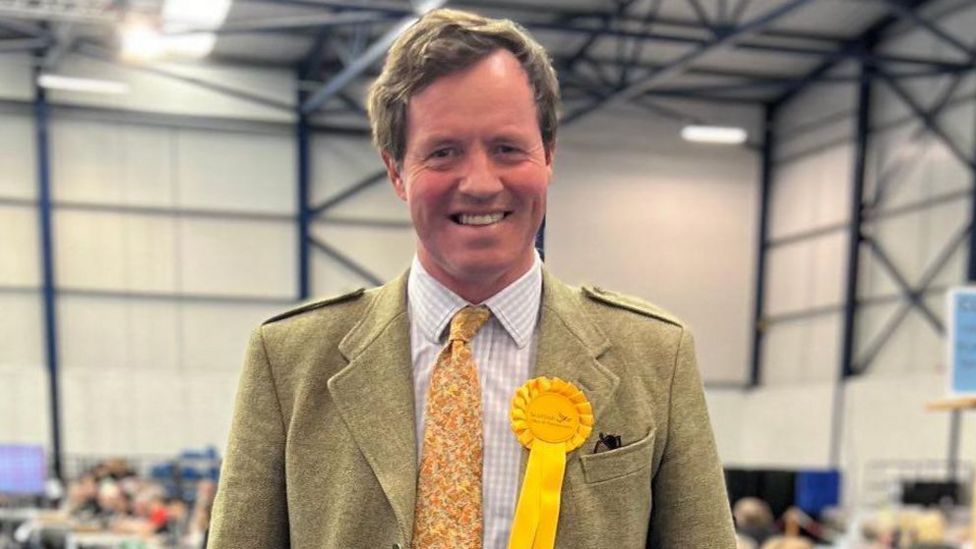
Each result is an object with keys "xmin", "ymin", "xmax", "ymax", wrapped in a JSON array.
[{"xmin": 412, "ymin": 305, "xmax": 492, "ymax": 549}]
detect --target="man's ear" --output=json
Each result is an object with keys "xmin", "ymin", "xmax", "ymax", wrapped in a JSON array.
[
  {"xmin": 382, "ymin": 151, "xmax": 407, "ymax": 201},
  {"xmin": 544, "ymin": 142, "xmax": 556, "ymax": 177}
]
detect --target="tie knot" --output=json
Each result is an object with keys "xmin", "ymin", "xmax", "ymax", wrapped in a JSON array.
[{"xmin": 449, "ymin": 306, "xmax": 492, "ymax": 343}]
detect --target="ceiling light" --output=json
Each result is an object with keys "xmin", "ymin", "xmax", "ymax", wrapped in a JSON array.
[
  {"xmin": 37, "ymin": 74, "xmax": 131, "ymax": 95},
  {"xmin": 680, "ymin": 125, "xmax": 748, "ymax": 145},
  {"xmin": 120, "ymin": 22, "xmax": 164, "ymax": 60},
  {"xmin": 120, "ymin": 0, "xmax": 231, "ymax": 60}
]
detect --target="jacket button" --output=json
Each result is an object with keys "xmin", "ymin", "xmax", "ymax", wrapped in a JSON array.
[{"xmin": 392, "ymin": 544, "xmax": 402, "ymax": 549}]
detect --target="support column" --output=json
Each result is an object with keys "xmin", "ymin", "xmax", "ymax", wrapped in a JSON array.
[
  {"xmin": 34, "ymin": 64, "xmax": 63, "ymax": 480},
  {"xmin": 832, "ymin": 59, "xmax": 872, "ymax": 466},
  {"xmin": 749, "ymin": 103, "xmax": 776, "ymax": 387},
  {"xmin": 297, "ymin": 80, "xmax": 311, "ymax": 301}
]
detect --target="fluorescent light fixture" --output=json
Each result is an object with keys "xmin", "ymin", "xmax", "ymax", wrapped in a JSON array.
[
  {"xmin": 680, "ymin": 125, "xmax": 748, "ymax": 145},
  {"xmin": 37, "ymin": 74, "xmax": 131, "ymax": 95}
]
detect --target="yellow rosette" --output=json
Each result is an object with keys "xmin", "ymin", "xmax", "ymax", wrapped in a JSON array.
[{"xmin": 508, "ymin": 376, "xmax": 593, "ymax": 549}]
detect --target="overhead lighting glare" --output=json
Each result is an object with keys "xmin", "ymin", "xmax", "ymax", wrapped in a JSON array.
[
  {"xmin": 160, "ymin": 0, "xmax": 231, "ymax": 58},
  {"xmin": 680, "ymin": 125, "xmax": 748, "ymax": 145},
  {"xmin": 37, "ymin": 74, "xmax": 131, "ymax": 95},
  {"xmin": 120, "ymin": 21, "xmax": 165, "ymax": 61},
  {"xmin": 120, "ymin": 0, "xmax": 231, "ymax": 60}
]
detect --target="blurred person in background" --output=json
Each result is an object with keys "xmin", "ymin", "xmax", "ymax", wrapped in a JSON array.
[{"xmin": 734, "ymin": 497, "xmax": 776, "ymax": 546}]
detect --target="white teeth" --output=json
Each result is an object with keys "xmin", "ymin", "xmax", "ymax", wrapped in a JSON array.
[{"xmin": 458, "ymin": 213, "xmax": 504, "ymax": 226}]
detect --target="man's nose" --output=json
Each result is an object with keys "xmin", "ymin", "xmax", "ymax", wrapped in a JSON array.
[{"xmin": 457, "ymin": 148, "xmax": 503, "ymax": 198}]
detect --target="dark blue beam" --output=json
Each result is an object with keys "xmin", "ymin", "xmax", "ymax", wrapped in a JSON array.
[
  {"xmin": 309, "ymin": 170, "xmax": 388, "ymax": 217},
  {"xmin": 876, "ymin": 69, "xmax": 976, "ymax": 172},
  {"xmin": 750, "ymin": 103, "xmax": 776, "ymax": 388},
  {"xmin": 881, "ymin": 0, "xmax": 973, "ymax": 59},
  {"xmin": 840, "ymin": 60, "xmax": 872, "ymax": 381},
  {"xmin": 856, "ymin": 223, "xmax": 971, "ymax": 373},
  {"xmin": 297, "ymin": 76, "xmax": 312, "ymax": 301},
  {"xmin": 561, "ymin": 0, "xmax": 821, "ymax": 126},
  {"xmin": 309, "ymin": 236, "xmax": 384, "ymax": 286},
  {"xmin": 33, "ymin": 65, "xmax": 63, "ymax": 481}
]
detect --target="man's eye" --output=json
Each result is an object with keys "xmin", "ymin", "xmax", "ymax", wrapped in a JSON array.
[
  {"xmin": 496, "ymin": 145, "xmax": 519, "ymax": 154},
  {"xmin": 429, "ymin": 148, "xmax": 456, "ymax": 159}
]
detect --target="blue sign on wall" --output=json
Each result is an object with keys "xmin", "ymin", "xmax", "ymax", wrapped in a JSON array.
[
  {"xmin": 949, "ymin": 288, "xmax": 976, "ymax": 395},
  {"xmin": 0, "ymin": 444, "xmax": 45, "ymax": 495}
]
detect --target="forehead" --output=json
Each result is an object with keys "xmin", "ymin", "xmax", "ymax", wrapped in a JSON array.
[{"xmin": 404, "ymin": 50, "xmax": 539, "ymax": 142}]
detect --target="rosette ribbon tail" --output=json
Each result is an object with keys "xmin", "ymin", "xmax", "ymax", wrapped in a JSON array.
[{"xmin": 508, "ymin": 440, "xmax": 565, "ymax": 549}]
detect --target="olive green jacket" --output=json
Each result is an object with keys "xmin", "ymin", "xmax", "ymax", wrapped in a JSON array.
[{"xmin": 208, "ymin": 270, "xmax": 735, "ymax": 549}]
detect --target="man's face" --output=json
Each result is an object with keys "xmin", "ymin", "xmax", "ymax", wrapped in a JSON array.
[{"xmin": 383, "ymin": 49, "xmax": 553, "ymax": 298}]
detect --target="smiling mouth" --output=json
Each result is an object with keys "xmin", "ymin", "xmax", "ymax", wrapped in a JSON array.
[{"xmin": 451, "ymin": 212, "xmax": 510, "ymax": 226}]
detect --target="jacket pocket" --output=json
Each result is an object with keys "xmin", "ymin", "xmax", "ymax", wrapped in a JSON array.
[{"xmin": 579, "ymin": 429, "xmax": 655, "ymax": 484}]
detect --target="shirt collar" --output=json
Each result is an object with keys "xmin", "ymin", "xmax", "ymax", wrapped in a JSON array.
[{"xmin": 407, "ymin": 252, "xmax": 542, "ymax": 349}]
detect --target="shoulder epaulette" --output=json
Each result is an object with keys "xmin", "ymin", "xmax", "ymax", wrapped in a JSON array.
[
  {"xmin": 581, "ymin": 285, "xmax": 682, "ymax": 327},
  {"xmin": 262, "ymin": 288, "xmax": 366, "ymax": 325}
]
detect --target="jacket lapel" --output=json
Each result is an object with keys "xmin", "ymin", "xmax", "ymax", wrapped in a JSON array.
[
  {"xmin": 328, "ymin": 272, "xmax": 418, "ymax": 543},
  {"xmin": 530, "ymin": 270, "xmax": 619, "ymax": 467}
]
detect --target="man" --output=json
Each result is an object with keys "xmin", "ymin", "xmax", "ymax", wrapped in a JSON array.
[{"xmin": 209, "ymin": 8, "xmax": 734, "ymax": 549}]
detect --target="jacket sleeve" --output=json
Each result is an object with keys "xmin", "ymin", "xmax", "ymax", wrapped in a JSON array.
[
  {"xmin": 647, "ymin": 328, "xmax": 736, "ymax": 549},
  {"xmin": 208, "ymin": 327, "xmax": 290, "ymax": 548}
]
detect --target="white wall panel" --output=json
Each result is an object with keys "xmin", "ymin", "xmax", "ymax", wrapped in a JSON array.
[
  {"xmin": 310, "ymin": 136, "xmax": 379, "ymax": 202},
  {"xmin": 705, "ymin": 388, "xmax": 746, "ymax": 465},
  {"xmin": 55, "ymin": 210, "xmax": 177, "ymax": 292},
  {"xmin": 865, "ymin": 124, "xmax": 971, "ymax": 210},
  {"xmin": 776, "ymin": 118, "xmax": 853, "ymax": 163},
  {"xmin": 0, "ymin": 293, "xmax": 43, "ymax": 367},
  {"xmin": 770, "ymin": 145, "xmax": 852, "ymax": 238},
  {"xmin": 763, "ymin": 313, "xmax": 842, "ymax": 385},
  {"xmin": 766, "ymin": 232, "xmax": 846, "ymax": 315},
  {"xmin": 0, "ymin": 363, "xmax": 49, "ymax": 445},
  {"xmin": 180, "ymin": 302, "xmax": 281, "ymax": 372},
  {"xmin": 840, "ymin": 373, "xmax": 959, "ymax": 508},
  {"xmin": 857, "ymin": 291, "xmax": 952, "ymax": 378},
  {"xmin": 549, "ymin": 104, "xmax": 759, "ymax": 384},
  {"xmin": 61, "ymin": 368, "xmax": 240, "ymax": 456},
  {"xmin": 777, "ymin": 81, "xmax": 856, "ymax": 136},
  {"xmin": 176, "ymin": 129, "xmax": 295, "ymax": 214},
  {"xmin": 309, "ymin": 136, "xmax": 407, "ymax": 220},
  {"xmin": 310, "ymin": 223, "xmax": 415, "ymax": 286},
  {"xmin": 178, "ymin": 218, "xmax": 295, "ymax": 297},
  {"xmin": 48, "ymin": 54, "xmax": 294, "ymax": 123},
  {"xmin": 51, "ymin": 118, "xmax": 174, "ymax": 206},
  {"xmin": 0, "ymin": 53, "xmax": 32, "ymax": 101},
  {"xmin": 311, "ymin": 250, "xmax": 381, "ymax": 297},
  {"xmin": 737, "ymin": 382, "xmax": 835, "ymax": 468},
  {"xmin": 0, "ymin": 112, "xmax": 36, "ymax": 199},
  {"xmin": 0, "ymin": 205, "xmax": 40, "ymax": 286},
  {"xmin": 862, "ymin": 197, "xmax": 969, "ymax": 292}
]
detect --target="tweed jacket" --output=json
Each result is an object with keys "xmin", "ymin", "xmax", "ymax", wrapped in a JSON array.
[{"xmin": 208, "ymin": 269, "xmax": 735, "ymax": 549}]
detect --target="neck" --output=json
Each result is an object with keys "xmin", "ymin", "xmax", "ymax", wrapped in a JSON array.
[{"xmin": 418, "ymin": 255, "xmax": 535, "ymax": 304}]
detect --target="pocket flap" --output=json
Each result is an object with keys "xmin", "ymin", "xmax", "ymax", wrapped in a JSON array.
[{"xmin": 579, "ymin": 429, "xmax": 656, "ymax": 484}]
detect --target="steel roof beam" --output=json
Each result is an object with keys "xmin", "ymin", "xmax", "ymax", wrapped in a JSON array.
[
  {"xmin": 526, "ymin": 20, "xmax": 970, "ymax": 71},
  {"xmin": 300, "ymin": 0, "xmax": 448, "ymax": 115},
  {"xmin": 879, "ymin": 0, "xmax": 973, "ymax": 58},
  {"xmin": 561, "ymin": 0, "xmax": 818, "ymax": 126},
  {"xmin": 0, "ymin": 36, "xmax": 49, "ymax": 52}
]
